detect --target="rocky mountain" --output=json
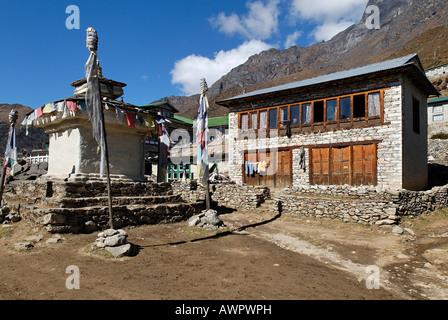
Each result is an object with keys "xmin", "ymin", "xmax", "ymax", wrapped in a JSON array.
[
  {"xmin": 166, "ymin": 0, "xmax": 448, "ymax": 119},
  {"xmin": 0, "ymin": 104, "xmax": 48, "ymax": 156}
]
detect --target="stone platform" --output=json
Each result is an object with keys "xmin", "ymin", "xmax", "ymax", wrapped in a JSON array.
[{"xmin": 3, "ymin": 179, "xmax": 203, "ymax": 233}]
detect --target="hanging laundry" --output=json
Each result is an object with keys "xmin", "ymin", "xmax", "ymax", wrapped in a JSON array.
[
  {"xmin": 35, "ymin": 107, "xmax": 43, "ymax": 118},
  {"xmin": 66, "ymin": 101, "xmax": 77, "ymax": 114},
  {"xmin": 42, "ymin": 103, "xmax": 52, "ymax": 114},
  {"xmin": 57, "ymin": 101, "xmax": 65, "ymax": 112},
  {"xmin": 143, "ymin": 115, "xmax": 155, "ymax": 128},
  {"xmin": 115, "ymin": 106, "xmax": 126, "ymax": 123},
  {"xmin": 125, "ymin": 111, "xmax": 136, "ymax": 127},
  {"xmin": 78, "ymin": 100, "xmax": 87, "ymax": 112},
  {"xmin": 136, "ymin": 114, "xmax": 144, "ymax": 127}
]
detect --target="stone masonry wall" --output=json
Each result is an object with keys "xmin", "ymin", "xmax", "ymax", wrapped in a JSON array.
[
  {"xmin": 172, "ymin": 180, "xmax": 270, "ymax": 211},
  {"xmin": 3, "ymin": 180, "xmax": 202, "ymax": 233},
  {"xmin": 274, "ymin": 184, "xmax": 448, "ymax": 225}
]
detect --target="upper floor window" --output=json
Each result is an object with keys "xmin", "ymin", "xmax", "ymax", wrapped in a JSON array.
[{"xmin": 237, "ymin": 89, "xmax": 386, "ymax": 137}]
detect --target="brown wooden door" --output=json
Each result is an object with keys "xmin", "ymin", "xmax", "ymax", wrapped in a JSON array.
[
  {"xmin": 311, "ymin": 148, "xmax": 330, "ymax": 185},
  {"xmin": 353, "ymin": 144, "xmax": 376, "ymax": 186},
  {"xmin": 275, "ymin": 149, "xmax": 292, "ymax": 188},
  {"xmin": 332, "ymin": 146, "xmax": 351, "ymax": 185}
]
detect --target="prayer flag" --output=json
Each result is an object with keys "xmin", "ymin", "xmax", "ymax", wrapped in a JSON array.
[{"xmin": 196, "ymin": 91, "xmax": 209, "ymax": 183}]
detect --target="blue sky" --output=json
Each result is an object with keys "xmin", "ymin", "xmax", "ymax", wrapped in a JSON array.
[{"xmin": 0, "ymin": 0, "xmax": 368, "ymax": 111}]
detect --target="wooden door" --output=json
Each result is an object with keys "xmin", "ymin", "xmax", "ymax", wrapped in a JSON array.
[
  {"xmin": 311, "ymin": 148, "xmax": 330, "ymax": 185},
  {"xmin": 332, "ymin": 146, "xmax": 351, "ymax": 185},
  {"xmin": 352, "ymin": 144, "xmax": 377, "ymax": 186},
  {"xmin": 244, "ymin": 151, "xmax": 259, "ymax": 186},
  {"xmin": 275, "ymin": 149, "xmax": 292, "ymax": 188}
]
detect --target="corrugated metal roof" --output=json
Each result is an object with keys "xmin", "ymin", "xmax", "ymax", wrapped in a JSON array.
[
  {"xmin": 428, "ymin": 96, "xmax": 448, "ymax": 104},
  {"xmin": 218, "ymin": 54, "xmax": 426, "ymax": 103}
]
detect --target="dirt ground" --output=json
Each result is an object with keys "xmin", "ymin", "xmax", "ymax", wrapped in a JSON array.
[{"xmin": 0, "ymin": 207, "xmax": 447, "ymax": 301}]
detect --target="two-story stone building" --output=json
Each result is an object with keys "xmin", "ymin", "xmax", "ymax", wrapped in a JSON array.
[{"xmin": 217, "ymin": 54, "xmax": 439, "ymax": 191}]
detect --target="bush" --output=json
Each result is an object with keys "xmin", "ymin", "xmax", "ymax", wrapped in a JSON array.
[{"xmin": 431, "ymin": 132, "xmax": 448, "ymax": 140}]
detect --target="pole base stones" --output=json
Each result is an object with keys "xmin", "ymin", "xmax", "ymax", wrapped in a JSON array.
[
  {"xmin": 188, "ymin": 209, "xmax": 225, "ymax": 230},
  {"xmin": 93, "ymin": 229, "xmax": 133, "ymax": 257}
]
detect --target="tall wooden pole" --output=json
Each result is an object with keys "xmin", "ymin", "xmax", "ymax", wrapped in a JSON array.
[
  {"xmin": 0, "ymin": 111, "xmax": 17, "ymax": 206},
  {"xmin": 100, "ymin": 108, "xmax": 114, "ymax": 230}
]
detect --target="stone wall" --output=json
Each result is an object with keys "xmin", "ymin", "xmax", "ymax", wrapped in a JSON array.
[
  {"xmin": 274, "ymin": 184, "xmax": 448, "ymax": 225},
  {"xmin": 3, "ymin": 180, "xmax": 202, "ymax": 233},
  {"xmin": 172, "ymin": 180, "xmax": 270, "ymax": 211}
]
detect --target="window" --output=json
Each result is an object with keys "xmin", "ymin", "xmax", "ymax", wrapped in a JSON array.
[
  {"xmin": 353, "ymin": 94, "xmax": 366, "ymax": 118},
  {"xmin": 302, "ymin": 103, "xmax": 311, "ymax": 125},
  {"xmin": 314, "ymin": 101, "xmax": 324, "ymax": 123},
  {"xmin": 433, "ymin": 106, "xmax": 443, "ymax": 114},
  {"xmin": 280, "ymin": 107, "xmax": 289, "ymax": 127},
  {"xmin": 250, "ymin": 112, "xmax": 258, "ymax": 130},
  {"xmin": 433, "ymin": 114, "xmax": 444, "ymax": 122},
  {"xmin": 326, "ymin": 99, "xmax": 337, "ymax": 122},
  {"xmin": 237, "ymin": 89, "xmax": 385, "ymax": 136},
  {"xmin": 241, "ymin": 114, "xmax": 249, "ymax": 132},
  {"xmin": 269, "ymin": 109, "xmax": 278, "ymax": 129},
  {"xmin": 290, "ymin": 105, "xmax": 300, "ymax": 126},
  {"xmin": 259, "ymin": 110, "xmax": 268, "ymax": 129},
  {"xmin": 413, "ymin": 97, "xmax": 420, "ymax": 134},
  {"xmin": 368, "ymin": 92, "xmax": 381, "ymax": 117},
  {"xmin": 340, "ymin": 97, "xmax": 351, "ymax": 120}
]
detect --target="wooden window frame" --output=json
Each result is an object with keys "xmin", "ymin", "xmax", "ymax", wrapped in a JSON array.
[{"xmin": 236, "ymin": 88, "xmax": 388, "ymax": 139}]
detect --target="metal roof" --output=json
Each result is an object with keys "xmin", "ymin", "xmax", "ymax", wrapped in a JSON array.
[
  {"xmin": 428, "ymin": 96, "xmax": 448, "ymax": 104},
  {"xmin": 218, "ymin": 54, "xmax": 438, "ymax": 105}
]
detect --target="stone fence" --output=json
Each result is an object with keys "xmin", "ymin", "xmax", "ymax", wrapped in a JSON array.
[
  {"xmin": 172, "ymin": 180, "xmax": 270, "ymax": 211},
  {"xmin": 275, "ymin": 184, "xmax": 448, "ymax": 225}
]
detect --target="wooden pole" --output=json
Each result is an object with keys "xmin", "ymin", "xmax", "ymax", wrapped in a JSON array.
[
  {"xmin": 0, "ymin": 122, "xmax": 13, "ymax": 206},
  {"xmin": 0, "ymin": 110, "xmax": 18, "ymax": 206}
]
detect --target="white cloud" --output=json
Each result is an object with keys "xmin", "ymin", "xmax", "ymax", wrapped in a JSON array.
[
  {"xmin": 171, "ymin": 40, "xmax": 273, "ymax": 96},
  {"xmin": 312, "ymin": 19, "xmax": 356, "ymax": 42},
  {"xmin": 209, "ymin": 0, "xmax": 281, "ymax": 40},
  {"xmin": 284, "ymin": 30, "xmax": 302, "ymax": 48},
  {"xmin": 289, "ymin": 0, "xmax": 368, "ymax": 41}
]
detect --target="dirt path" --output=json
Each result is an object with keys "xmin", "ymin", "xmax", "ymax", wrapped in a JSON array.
[{"xmin": 0, "ymin": 208, "xmax": 446, "ymax": 300}]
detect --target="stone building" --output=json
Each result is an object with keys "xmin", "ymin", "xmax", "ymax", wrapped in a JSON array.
[
  {"xmin": 217, "ymin": 54, "xmax": 439, "ymax": 191},
  {"xmin": 427, "ymin": 96, "xmax": 448, "ymax": 136}
]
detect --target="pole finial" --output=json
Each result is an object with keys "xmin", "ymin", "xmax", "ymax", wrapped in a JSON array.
[
  {"xmin": 200, "ymin": 78, "xmax": 208, "ymax": 93},
  {"xmin": 9, "ymin": 110, "xmax": 18, "ymax": 125},
  {"xmin": 86, "ymin": 27, "xmax": 98, "ymax": 52}
]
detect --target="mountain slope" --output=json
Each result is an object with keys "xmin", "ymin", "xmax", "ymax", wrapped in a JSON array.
[
  {"xmin": 167, "ymin": 0, "xmax": 448, "ymax": 119},
  {"xmin": 0, "ymin": 104, "xmax": 48, "ymax": 156}
]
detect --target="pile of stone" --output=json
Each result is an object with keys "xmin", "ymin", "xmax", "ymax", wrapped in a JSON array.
[
  {"xmin": 0, "ymin": 207, "xmax": 20, "ymax": 224},
  {"xmin": 188, "ymin": 209, "xmax": 225, "ymax": 230},
  {"xmin": 93, "ymin": 229, "xmax": 133, "ymax": 257}
]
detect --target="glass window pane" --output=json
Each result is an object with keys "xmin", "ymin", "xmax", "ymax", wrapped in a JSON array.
[
  {"xmin": 269, "ymin": 109, "xmax": 277, "ymax": 129},
  {"xmin": 340, "ymin": 97, "xmax": 351, "ymax": 120},
  {"xmin": 368, "ymin": 92, "xmax": 381, "ymax": 117},
  {"xmin": 280, "ymin": 107, "xmax": 289, "ymax": 126},
  {"xmin": 326, "ymin": 99, "xmax": 337, "ymax": 122},
  {"xmin": 302, "ymin": 103, "xmax": 311, "ymax": 125},
  {"xmin": 314, "ymin": 101, "xmax": 324, "ymax": 123},
  {"xmin": 241, "ymin": 114, "xmax": 249, "ymax": 131},
  {"xmin": 290, "ymin": 105, "xmax": 300, "ymax": 126},
  {"xmin": 250, "ymin": 112, "xmax": 258, "ymax": 129},
  {"xmin": 259, "ymin": 111, "xmax": 268, "ymax": 130}
]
